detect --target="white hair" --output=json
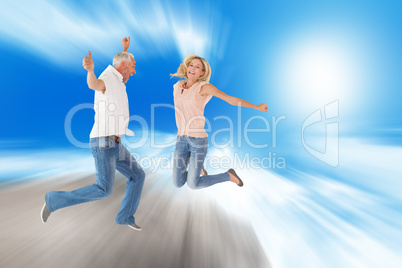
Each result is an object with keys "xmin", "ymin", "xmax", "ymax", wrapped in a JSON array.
[{"xmin": 113, "ymin": 52, "xmax": 134, "ymax": 67}]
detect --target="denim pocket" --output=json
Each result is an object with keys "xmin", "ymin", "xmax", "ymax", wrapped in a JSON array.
[
  {"xmin": 188, "ymin": 137, "xmax": 208, "ymax": 149},
  {"xmin": 99, "ymin": 137, "xmax": 114, "ymax": 150}
]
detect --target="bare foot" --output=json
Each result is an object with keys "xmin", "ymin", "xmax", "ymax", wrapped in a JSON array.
[
  {"xmin": 228, "ymin": 169, "xmax": 243, "ymax": 187},
  {"xmin": 200, "ymin": 166, "xmax": 208, "ymax": 176}
]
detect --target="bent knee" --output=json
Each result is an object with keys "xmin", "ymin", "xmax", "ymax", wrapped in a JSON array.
[
  {"xmin": 103, "ymin": 188, "xmax": 113, "ymax": 197},
  {"xmin": 187, "ymin": 181, "xmax": 200, "ymax": 190},
  {"xmin": 138, "ymin": 169, "xmax": 145, "ymax": 181},
  {"xmin": 97, "ymin": 185, "xmax": 113, "ymax": 198},
  {"xmin": 129, "ymin": 168, "xmax": 145, "ymax": 182},
  {"xmin": 173, "ymin": 180, "xmax": 185, "ymax": 188},
  {"xmin": 172, "ymin": 171, "xmax": 186, "ymax": 188}
]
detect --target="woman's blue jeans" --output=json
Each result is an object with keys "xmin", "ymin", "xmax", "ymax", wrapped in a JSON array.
[
  {"xmin": 45, "ymin": 137, "xmax": 145, "ymax": 225},
  {"xmin": 172, "ymin": 136, "xmax": 230, "ymax": 189}
]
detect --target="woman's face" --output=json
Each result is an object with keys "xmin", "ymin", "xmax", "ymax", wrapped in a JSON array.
[{"xmin": 187, "ymin": 58, "xmax": 205, "ymax": 80}]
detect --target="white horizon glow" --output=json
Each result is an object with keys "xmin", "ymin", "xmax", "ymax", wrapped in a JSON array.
[{"xmin": 272, "ymin": 30, "xmax": 364, "ymax": 117}]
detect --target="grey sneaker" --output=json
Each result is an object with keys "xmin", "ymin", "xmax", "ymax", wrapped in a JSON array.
[
  {"xmin": 41, "ymin": 203, "xmax": 51, "ymax": 223},
  {"xmin": 228, "ymin": 168, "xmax": 244, "ymax": 187},
  {"xmin": 128, "ymin": 223, "xmax": 142, "ymax": 231}
]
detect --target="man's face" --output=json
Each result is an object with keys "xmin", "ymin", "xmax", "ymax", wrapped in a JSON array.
[{"xmin": 122, "ymin": 58, "xmax": 136, "ymax": 83}]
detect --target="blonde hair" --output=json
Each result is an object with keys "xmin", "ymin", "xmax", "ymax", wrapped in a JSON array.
[{"xmin": 170, "ymin": 54, "xmax": 211, "ymax": 82}]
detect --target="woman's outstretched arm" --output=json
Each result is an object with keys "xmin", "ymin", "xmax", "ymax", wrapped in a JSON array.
[{"xmin": 200, "ymin": 84, "xmax": 268, "ymax": 112}]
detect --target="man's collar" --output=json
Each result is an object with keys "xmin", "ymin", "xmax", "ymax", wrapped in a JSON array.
[{"xmin": 107, "ymin": 65, "xmax": 124, "ymax": 83}]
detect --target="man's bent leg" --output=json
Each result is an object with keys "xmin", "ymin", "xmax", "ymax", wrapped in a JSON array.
[{"xmin": 45, "ymin": 137, "xmax": 118, "ymax": 212}]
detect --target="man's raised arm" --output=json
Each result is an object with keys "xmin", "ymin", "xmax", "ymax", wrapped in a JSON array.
[
  {"xmin": 122, "ymin": 37, "xmax": 130, "ymax": 52},
  {"xmin": 82, "ymin": 50, "xmax": 106, "ymax": 94}
]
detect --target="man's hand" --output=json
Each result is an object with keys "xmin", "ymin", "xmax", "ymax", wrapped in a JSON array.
[
  {"xmin": 82, "ymin": 51, "xmax": 94, "ymax": 72},
  {"xmin": 82, "ymin": 50, "xmax": 105, "ymax": 93},
  {"xmin": 122, "ymin": 37, "xmax": 130, "ymax": 52}
]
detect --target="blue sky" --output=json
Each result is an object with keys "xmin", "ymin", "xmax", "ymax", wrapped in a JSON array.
[
  {"xmin": 1, "ymin": 0, "xmax": 402, "ymax": 267},
  {"xmin": 1, "ymin": 0, "xmax": 401, "ymax": 147}
]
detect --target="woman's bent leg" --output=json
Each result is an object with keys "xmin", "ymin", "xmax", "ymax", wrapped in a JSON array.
[
  {"xmin": 186, "ymin": 137, "xmax": 230, "ymax": 189},
  {"xmin": 172, "ymin": 136, "xmax": 190, "ymax": 188}
]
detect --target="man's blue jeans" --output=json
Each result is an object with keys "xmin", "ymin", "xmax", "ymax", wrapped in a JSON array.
[
  {"xmin": 172, "ymin": 136, "xmax": 230, "ymax": 189},
  {"xmin": 45, "ymin": 137, "xmax": 145, "ymax": 225}
]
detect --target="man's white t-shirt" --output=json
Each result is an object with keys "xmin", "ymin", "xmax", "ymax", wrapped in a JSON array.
[{"xmin": 90, "ymin": 65, "xmax": 135, "ymax": 138}]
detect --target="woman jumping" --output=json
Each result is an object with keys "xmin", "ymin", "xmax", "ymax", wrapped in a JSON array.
[{"xmin": 171, "ymin": 54, "xmax": 268, "ymax": 189}]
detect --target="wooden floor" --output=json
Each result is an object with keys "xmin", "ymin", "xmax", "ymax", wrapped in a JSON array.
[{"xmin": 0, "ymin": 172, "xmax": 270, "ymax": 268}]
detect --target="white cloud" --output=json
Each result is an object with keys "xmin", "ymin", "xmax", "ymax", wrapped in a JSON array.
[{"xmin": 0, "ymin": 0, "xmax": 228, "ymax": 67}]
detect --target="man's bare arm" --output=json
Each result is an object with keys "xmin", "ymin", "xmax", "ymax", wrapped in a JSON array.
[
  {"xmin": 122, "ymin": 37, "xmax": 130, "ymax": 52},
  {"xmin": 82, "ymin": 50, "xmax": 106, "ymax": 93}
]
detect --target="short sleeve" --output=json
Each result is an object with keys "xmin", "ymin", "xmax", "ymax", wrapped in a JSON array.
[
  {"xmin": 99, "ymin": 73, "xmax": 115, "ymax": 95},
  {"xmin": 197, "ymin": 81, "xmax": 209, "ymax": 94},
  {"xmin": 197, "ymin": 81, "xmax": 213, "ymax": 105}
]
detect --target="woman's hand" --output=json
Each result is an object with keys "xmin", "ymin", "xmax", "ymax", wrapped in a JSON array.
[{"xmin": 256, "ymin": 103, "xmax": 268, "ymax": 112}]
